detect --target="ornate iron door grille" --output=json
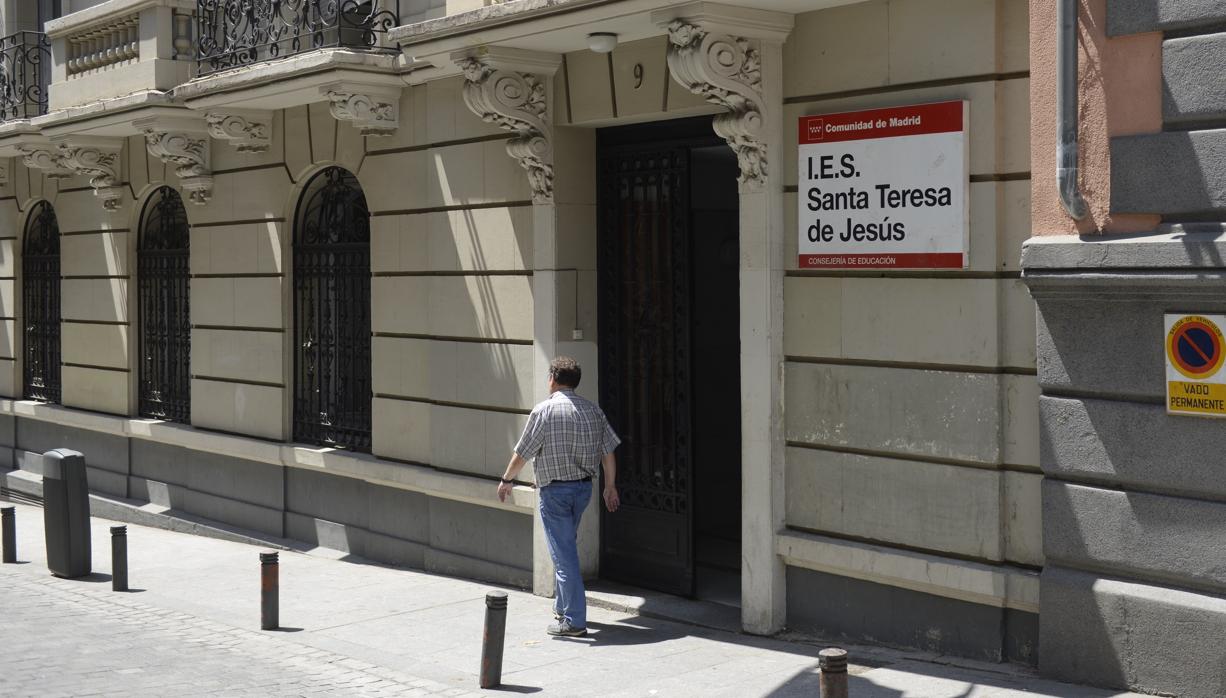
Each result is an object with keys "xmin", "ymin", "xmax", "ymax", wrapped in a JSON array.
[
  {"xmin": 23, "ymin": 201, "xmax": 60, "ymax": 403},
  {"xmin": 138, "ymin": 187, "xmax": 191, "ymax": 423},
  {"xmin": 597, "ymin": 140, "xmax": 696, "ymax": 596},
  {"xmin": 293, "ymin": 167, "xmax": 372, "ymax": 452}
]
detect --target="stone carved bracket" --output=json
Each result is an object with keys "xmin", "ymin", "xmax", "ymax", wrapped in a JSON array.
[
  {"xmin": 205, "ymin": 110, "xmax": 272, "ymax": 153},
  {"xmin": 665, "ymin": 20, "xmax": 768, "ymax": 190},
  {"xmin": 58, "ymin": 142, "xmax": 124, "ymax": 211},
  {"xmin": 20, "ymin": 146, "xmax": 73, "ymax": 180},
  {"xmin": 325, "ymin": 90, "xmax": 399, "ymax": 136},
  {"xmin": 455, "ymin": 54, "xmax": 555, "ymax": 204},
  {"xmin": 143, "ymin": 130, "xmax": 213, "ymax": 205}
]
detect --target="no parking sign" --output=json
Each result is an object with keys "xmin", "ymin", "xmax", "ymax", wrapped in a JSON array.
[{"xmin": 1165, "ymin": 314, "xmax": 1226, "ymax": 418}]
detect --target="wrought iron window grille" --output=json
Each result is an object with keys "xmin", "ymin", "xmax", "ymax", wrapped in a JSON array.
[
  {"xmin": 138, "ymin": 187, "xmax": 191, "ymax": 424},
  {"xmin": 293, "ymin": 167, "xmax": 372, "ymax": 452},
  {"xmin": 197, "ymin": 0, "xmax": 401, "ymax": 77},
  {"xmin": 23, "ymin": 201, "xmax": 60, "ymax": 404},
  {"xmin": 0, "ymin": 31, "xmax": 50, "ymax": 121}
]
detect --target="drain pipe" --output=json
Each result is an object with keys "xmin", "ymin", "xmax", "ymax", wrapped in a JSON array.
[{"xmin": 1057, "ymin": 0, "xmax": 1089, "ymax": 220}]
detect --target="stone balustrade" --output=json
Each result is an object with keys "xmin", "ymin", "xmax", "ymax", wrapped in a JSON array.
[
  {"xmin": 45, "ymin": 0, "xmax": 196, "ymax": 111},
  {"xmin": 65, "ymin": 14, "xmax": 140, "ymax": 77}
]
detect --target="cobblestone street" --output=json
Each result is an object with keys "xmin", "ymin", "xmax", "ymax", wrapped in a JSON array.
[{"xmin": 2, "ymin": 573, "xmax": 475, "ymax": 697}]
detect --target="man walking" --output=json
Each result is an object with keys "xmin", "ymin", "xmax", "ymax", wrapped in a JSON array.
[{"xmin": 497, "ymin": 357, "xmax": 620, "ymax": 637}]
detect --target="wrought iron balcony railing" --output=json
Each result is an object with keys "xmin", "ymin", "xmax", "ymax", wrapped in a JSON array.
[
  {"xmin": 0, "ymin": 31, "xmax": 50, "ymax": 121},
  {"xmin": 197, "ymin": 1, "xmax": 401, "ymax": 77}
]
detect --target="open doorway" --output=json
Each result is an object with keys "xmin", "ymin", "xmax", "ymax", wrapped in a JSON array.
[{"xmin": 596, "ymin": 116, "xmax": 742, "ymax": 606}]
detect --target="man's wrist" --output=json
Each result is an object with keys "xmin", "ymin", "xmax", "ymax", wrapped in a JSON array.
[{"xmin": 500, "ymin": 477, "xmax": 514, "ymax": 484}]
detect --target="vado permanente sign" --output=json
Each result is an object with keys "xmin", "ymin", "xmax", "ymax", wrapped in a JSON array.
[{"xmin": 797, "ymin": 100, "xmax": 970, "ymax": 269}]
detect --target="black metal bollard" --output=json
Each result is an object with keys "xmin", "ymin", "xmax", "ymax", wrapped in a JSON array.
[
  {"xmin": 819, "ymin": 647, "xmax": 849, "ymax": 698},
  {"xmin": 260, "ymin": 551, "xmax": 279, "ymax": 630},
  {"xmin": 1, "ymin": 506, "xmax": 15, "ymax": 563},
  {"xmin": 479, "ymin": 591, "xmax": 508, "ymax": 689},
  {"xmin": 110, "ymin": 526, "xmax": 128, "ymax": 591}
]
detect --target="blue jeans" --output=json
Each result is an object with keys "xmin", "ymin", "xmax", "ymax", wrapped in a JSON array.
[{"xmin": 539, "ymin": 479, "xmax": 592, "ymax": 629}]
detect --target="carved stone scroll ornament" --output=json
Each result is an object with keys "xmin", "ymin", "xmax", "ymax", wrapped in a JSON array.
[
  {"xmin": 205, "ymin": 111, "xmax": 271, "ymax": 153},
  {"xmin": 665, "ymin": 20, "xmax": 768, "ymax": 190},
  {"xmin": 143, "ymin": 130, "xmax": 213, "ymax": 205},
  {"xmin": 326, "ymin": 91, "xmax": 398, "ymax": 136},
  {"xmin": 58, "ymin": 145, "xmax": 124, "ymax": 211},
  {"xmin": 19, "ymin": 146, "xmax": 72, "ymax": 180},
  {"xmin": 456, "ymin": 57, "xmax": 554, "ymax": 204}
]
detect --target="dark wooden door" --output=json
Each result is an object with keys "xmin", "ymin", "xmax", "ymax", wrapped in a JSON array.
[{"xmin": 598, "ymin": 120, "xmax": 722, "ymax": 596}]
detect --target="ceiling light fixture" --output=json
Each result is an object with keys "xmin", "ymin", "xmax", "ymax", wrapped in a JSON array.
[{"xmin": 587, "ymin": 32, "xmax": 618, "ymax": 54}]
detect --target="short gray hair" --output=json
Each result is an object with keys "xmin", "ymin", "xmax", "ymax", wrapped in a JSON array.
[{"xmin": 548, "ymin": 356, "xmax": 581, "ymax": 388}]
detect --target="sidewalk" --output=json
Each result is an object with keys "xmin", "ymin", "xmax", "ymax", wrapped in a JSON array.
[{"xmin": 0, "ymin": 499, "xmax": 1147, "ymax": 697}]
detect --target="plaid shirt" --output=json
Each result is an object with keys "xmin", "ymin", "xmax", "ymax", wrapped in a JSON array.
[{"xmin": 514, "ymin": 389, "xmax": 620, "ymax": 487}]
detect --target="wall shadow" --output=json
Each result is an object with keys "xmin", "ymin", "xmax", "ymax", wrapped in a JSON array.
[{"xmin": 1030, "ymin": 272, "xmax": 1226, "ymax": 694}]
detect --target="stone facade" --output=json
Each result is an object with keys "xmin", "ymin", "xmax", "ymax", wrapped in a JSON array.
[
  {"xmin": 778, "ymin": 0, "xmax": 1037, "ymax": 662},
  {"xmin": 1024, "ymin": 233, "xmax": 1226, "ymax": 697},
  {"xmin": 0, "ymin": 0, "xmax": 1040, "ymax": 671},
  {"xmin": 1025, "ymin": 1, "xmax": 1226, "ymax": 696},
  {"xmin": 0, "ymin": 19, "xmax": 544, "ymax": 587}
]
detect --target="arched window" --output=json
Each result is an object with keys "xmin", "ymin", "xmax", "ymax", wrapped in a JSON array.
[
  {"xmin": 138, "ymin": 187, "xmax": 191, "ymax": 423},
  {"xmin": 293, "ymin": 167, "xmax": 371, "ymax": 451},
  {"xmin": 23, "ymin": 200, "xmax": 60, "ymax": 403}
]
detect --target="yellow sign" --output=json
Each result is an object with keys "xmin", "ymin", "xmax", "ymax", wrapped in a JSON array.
[
  {"xmin": 1165, "ymin": 314, "xmax": 1226, "ymax": 418},
  {"xmin": 1168, "ymin": 381, "xmax": 1226, "ymax": 416}
]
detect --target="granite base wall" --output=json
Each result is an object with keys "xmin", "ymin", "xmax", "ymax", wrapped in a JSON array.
[
  {"xmin": 1024, "ymin": 231, "xmax": 1226, "ymax": 697},
  {"xmin": 5, "ymin": 417, "xmax": 533, "ymax": 587},
  {"xmin": 785, "ymin": 565, "xmax": 1038, "ymax": 665},
  {"xmin": 1041, "ymin": 566, "xmax": 1226, "ymax": 697}
]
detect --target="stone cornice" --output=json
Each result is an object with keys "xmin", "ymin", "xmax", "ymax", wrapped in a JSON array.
[
  {"xmin": 175, "ymin": 52, "xmax": 400, "ymax": 108},
  {"xmin": 1023, "ymin": 228, "xmax": 1226, "ymax": 271},
  {"xmin": 1023, "ymin": 270, "xmax": 1226, "ymax": 303},
  {"xmin": 31, "ymin": 96, "xmax": 182, "ymax": 137},
  {"xmin": 650, "ymin": 2, "xmax": 794, "ymax": 43}
]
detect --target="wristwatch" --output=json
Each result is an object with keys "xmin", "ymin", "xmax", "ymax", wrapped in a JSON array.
[{"xmin": 500, "ymin": 478, "xmax": 513, "ymax": 484}]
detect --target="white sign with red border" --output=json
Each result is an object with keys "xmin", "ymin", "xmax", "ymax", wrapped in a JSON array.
[{"xmin": 797, "ymin": 100, "xmax": 970, "ymax": 269}]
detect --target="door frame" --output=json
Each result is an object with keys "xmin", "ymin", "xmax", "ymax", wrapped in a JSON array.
[{"xmin": 520, "ymin": 23, "xmax": 789, "ymax": 634}]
